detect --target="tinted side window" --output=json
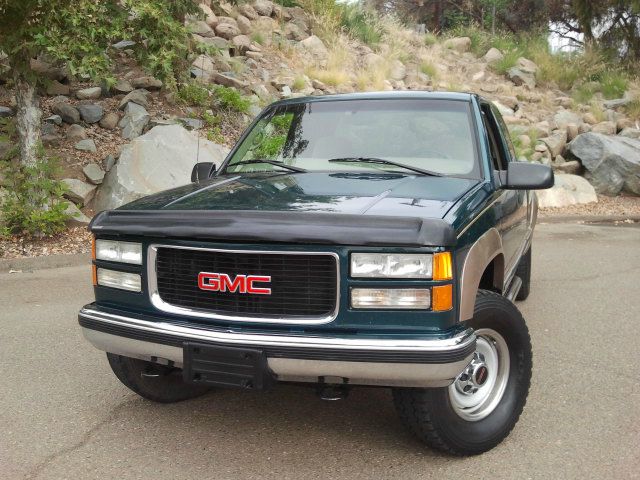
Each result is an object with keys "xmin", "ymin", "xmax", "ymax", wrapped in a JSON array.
[{"xmin": 480, "ymin": 104, "xmax": 507, "ymax": 170}]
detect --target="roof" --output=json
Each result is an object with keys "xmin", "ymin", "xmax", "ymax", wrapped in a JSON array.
[{"xmin": 270, "ymin": 91, "xmax": 476, "ymax": 107}]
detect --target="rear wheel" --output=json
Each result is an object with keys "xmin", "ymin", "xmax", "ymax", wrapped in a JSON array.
[
  {"xmin": 107, "ymin": 353, "xmax": 210, "ymax": 403},
  {"xmin": 393, "ymin": 290, "xmax": 532, "ymax": 455},
  {"xmin": 514, "ymin": 246, "xmax": 531, "ymax": 301}
]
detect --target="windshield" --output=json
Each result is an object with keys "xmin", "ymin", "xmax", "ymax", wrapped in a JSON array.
[{"xmin": 224, "ymin": 99, "xmax": 480, "ymax": 177}]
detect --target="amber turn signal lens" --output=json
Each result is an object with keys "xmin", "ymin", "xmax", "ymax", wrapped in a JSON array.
[
  {"xmin": 433, "ymin": 252, "xmax": 452, "ymax": 281},
  {"xmin": 432, "ymin": 284, "xmax": 453, "ymax": 311},
  {"xmin": 91, "ymin": 265, "xmax": 97, "ymax": 286},
  {"xmin": 91, "ymin": 237, "xmax": 96, "ymax": 260}
]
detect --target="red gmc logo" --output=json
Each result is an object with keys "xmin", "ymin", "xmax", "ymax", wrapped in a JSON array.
[{"xmin": 198, "ymin": 272, "xmax": 272, "ymax": 295}]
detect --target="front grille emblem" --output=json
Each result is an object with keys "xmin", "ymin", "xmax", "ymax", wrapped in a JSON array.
[{"xmin": 198, "ymin": 272, "xmax": 272, "ymax": 295}]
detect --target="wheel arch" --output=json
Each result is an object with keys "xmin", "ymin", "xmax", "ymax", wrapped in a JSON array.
[{"xmin": 458, "ymin": 228, "xmax": 505, "ymax": 322}]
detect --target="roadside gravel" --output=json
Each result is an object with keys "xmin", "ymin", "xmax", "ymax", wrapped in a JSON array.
[{"xmin": 540, "ymin": 194, "xmax": 640, "ymax": 218}]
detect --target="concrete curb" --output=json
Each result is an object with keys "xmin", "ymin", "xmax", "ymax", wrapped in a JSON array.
[
  {"xmin": 0, "ymin": 253, "xmax": 91, "ymax": 273},
  {"xmin": 539, "ymin": 215, "xmax": 640, "ymax": 224}
]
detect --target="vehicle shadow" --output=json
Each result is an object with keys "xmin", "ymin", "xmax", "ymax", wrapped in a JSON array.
[{"xmin": 120, "ymin": 382, "xmax": 448, "ymax": 460}]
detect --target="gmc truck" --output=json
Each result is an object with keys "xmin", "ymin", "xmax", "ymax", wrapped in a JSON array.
[{"xmin": 79, "ymin": 92, "xmax": 553, "ymax": 455}]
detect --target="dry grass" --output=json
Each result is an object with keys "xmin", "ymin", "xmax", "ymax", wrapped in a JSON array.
[{"xmin": 305, "ymin": 35, "xmax": 353, "ymax": 87}]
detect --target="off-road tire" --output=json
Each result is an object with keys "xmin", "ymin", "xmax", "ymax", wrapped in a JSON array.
[
  {"xmin": 514, "ymin": 246, "xmax": 531, "ymax": 301},
  {"xmin": 107, "ymin": 353, "xmax": 210, "ymax": 403},
  {"xmin": 392, "ymin": 290, "xmax": 532, "ymax": 456}
]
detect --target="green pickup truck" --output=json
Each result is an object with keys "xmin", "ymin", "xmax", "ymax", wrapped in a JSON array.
[{"xmin": 79, "ymin": 92, "xmax": 553, "ymax": 455}]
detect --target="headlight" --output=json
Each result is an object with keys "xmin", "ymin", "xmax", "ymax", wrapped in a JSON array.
[
  {"xmin": 96, "ymin": 268, "xmax": 142, "ymax": 292},
  {"xmin": 351, "ymin": 253, "xmax": 432, "ymax": 278},
  {"xmin": 351, "ymin": 288, "xmax": 431, "ymax": 309},
  {"xmin": 95, "ymin": 240, "xmax": 142, "ymax": 265}
]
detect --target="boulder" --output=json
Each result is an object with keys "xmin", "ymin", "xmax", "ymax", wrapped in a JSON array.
[
  {"xmin": 213, "ymin": 72, "xmax": 247, "ymax": 89},
  {"xmin": 619, "ymin": 128, "xmax": 640, "ymax": 139},
  {"xmin": 45, "ymin": 115, "xmax": 62, "ymax": 126},
  {"xmin": 254, "ymin": 0, "xmax": 274, "ymax": 17},
  {"xmin": 232, "ymin": 35, "xmax": 252, "ymax": 53},
  {"xmin": 389, "ymin": 60, "xmax": 406, "ymax": 81},
  {"xmin": 443, "ymin": 37, "xmax": 471, "ymax": 53},
  {"xmin": 0, "ymin": 106, "xmax": 14, "ymax": 118},
  {"xmin": 554, "ymin": 110, "xmax": 582, "ymax": 130},
  {"xmin": 569, "ymin": 132, "xmax": 640, "ymax": 195},
  {"xmin": 76, "ymin": 87, "xmax": 102, "ymax": 100},
  {"xmin": 75, "ymin": 139, "xmax": 97, "ymax": 153},
  {"xmin": 591, "ymin": 121, "xmax": 616, "ymax": 135},
  {"xmin": 300, "ymin": 35, "xmax": 328, "ymax": 64},
  {"xmin": 236, "ymin": 15, "xmax": 252, "ymax": 35},
  {"xmin": 215, "ymin": 23, "xmax": 241, "ymax": 40},
  {"xmin": 99, "ymin": 112, "xmax": 120, "ymax": 130},
  {"xmin": 52, "ymin": 103, "xmax": 80, "ymax": 124},
  {"xmin": 191, "ymin": 54, "xmax": 216, "ymax": 82},
  {"xmin": 112, "ymin": 40, "xmax": 136, "ymax": 49},
  {"xmin": 118, "ymin": 89, "xmax": 149, "ymax": 110},
  {"xmin": 508, "ymin": 68, "xmax": 535, "ymax": 88},
  {"xmin": 483, "ymin": 47, "xmax": 503, "ymax": 64},
  {"xmin": 239, "ymin": 4, "xmax": 259, "ymax": 20},
  {"xmin": 46, "ymin": 80, "xmax": 70, "ymax": 96},
  {"xmin": 113, "ymin": 79, "xmax": 134, "ymax": 94},
  {"xmin": 199, "ymin": 3, "xmax": 218, "ymax": 27},
  {"xmin": 190, "ymin": 20, "xmax": 215, "ymax": 37},
  {"xmin": 119, "ymin": 102, "xmax": 149, "ymax": 140},
  {"xmin": 64, "ymin": 202, "xmax": 91, "ymax": 226},
  {"xmin": 516, "ymin": 57, "xmax": 538, "ymax": 74},
  {"xmin": 93, "ymin": 125, "xmax": 229, "ymax": 210},
  {"xmin": 284, "ymin": 22, "xmax": 307, "ymax": 41},
  {"xmin": 553, "ymin": 160, "xmax": 581, "ymax": 175},
  {"xmin": 83, "ymin": 163, "xmax": 105, "ymax": 185},
  {"xmin": 536, "ymin": 174, "xmax": 597, "ymax": 208},
  {"xmin": 540, "ymin": 130, "xmax": 567, "ymax": 157},
  {"xmin": 62, "ymin": 178, "xmax": 96, "ymax": 205},
  {"xmin": 131, "ymin": 76, "xmax": 162, "ymax": 90},
  {"xmin": 66, "ymin": 124, "xmax": 87, "ymax": 141},
  {"xmin": 582, "ymin": 112, "xmax": 598, "ymax": 125},
  {"xmin": 77, "ymin": 104, "xmax": 104, "ymax": 124}
]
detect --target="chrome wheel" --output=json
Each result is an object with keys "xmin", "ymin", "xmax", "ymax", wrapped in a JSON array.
[{"xmin": 449, "ymin": 328, "xmax": 510, "ymax": 421}]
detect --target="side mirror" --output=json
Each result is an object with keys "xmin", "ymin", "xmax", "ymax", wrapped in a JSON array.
[
  {"xmin": 191, "ymin": 162, "xmax": 215, "ymax": 183},
  {"xmin": 499, "ymin": 162, "xmax": 554, "ymax": 190}
]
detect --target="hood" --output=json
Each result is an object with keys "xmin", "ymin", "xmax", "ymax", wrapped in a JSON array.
[{"xmin": 121, "ymin": 172, "xmax": 479, "ymax": 220}]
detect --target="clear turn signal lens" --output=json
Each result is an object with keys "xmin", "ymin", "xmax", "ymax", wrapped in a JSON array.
[
  {"xmin": 351, "ymin": 288, "xmax": 431, "ymax": 309},
  {"xmin": 96, "ymin": 268, "xmax": 141, "ymax": 292}
]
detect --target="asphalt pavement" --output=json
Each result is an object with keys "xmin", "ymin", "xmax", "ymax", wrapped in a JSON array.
[{"xmin": 1, "ymin": 222, "xmax": 639, "ymax": 480}]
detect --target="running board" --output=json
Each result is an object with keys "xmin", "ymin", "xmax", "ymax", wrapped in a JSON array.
[{"xmin": 505, "ymin": 276, "xmax": 522, "ymax": 302}]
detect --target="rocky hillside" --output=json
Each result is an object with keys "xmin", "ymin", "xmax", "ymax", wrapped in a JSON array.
[{"xmin": 1, "ymin": 0, "xmax": 640, "ymax": 229}]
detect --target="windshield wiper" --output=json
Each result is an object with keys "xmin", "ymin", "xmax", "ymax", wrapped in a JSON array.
[
  {"xmin": 328, "ymin": 157, "xmax": 443, "ymax": 177},
  {"xmin": 230, "ymin": 159, "xmax": 307, "ymax": 173}
]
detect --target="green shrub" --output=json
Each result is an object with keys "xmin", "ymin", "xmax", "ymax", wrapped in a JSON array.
[
  {"xmin": 292, "ymin": 76, "xmax": 306, "ymax": 91},
  {"xmin": 0, "ymin": 149, "xmax": 71, "ymax": 236},
  {"xmin": 424, "ymin": 33, "xmax": 437, "ymax": 46},
  {"xmin": 274, "ymin": 0, "xmax": 299, "ymax": 6},
  {"xmin": 178, "ymin": 81, "xmax": 210, "ymax": 107},
  {"xmin": 599, "ymin": 72, "xmax": 628, "ymax": 99},
  {"xmin": 213, "ymin": 86, "xmax": 250, "ymax": 113},
  {"xmin": 339, "ymin": 4, "xmax": 382, "ymax": 46},
  {"xmin": 420, "ymin": 61, "xmax": 438, "ymax": 79},
  {"xmin": 251, "ymin": 32, "xmax": 265, "ymax": 45},
  {"xmin": 571, "ymin": 83, "xmax": 598, "ymax": 104}
]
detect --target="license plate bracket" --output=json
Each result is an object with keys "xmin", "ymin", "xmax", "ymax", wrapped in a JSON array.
[{"xmin": 183, "ymin": 342, "xmax": 275, "ymax": 390}]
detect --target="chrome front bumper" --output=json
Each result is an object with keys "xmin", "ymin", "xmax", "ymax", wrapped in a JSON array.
[{"xmin": 79, "ymin": 306, "xmax": 476, "ymax": 388}]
